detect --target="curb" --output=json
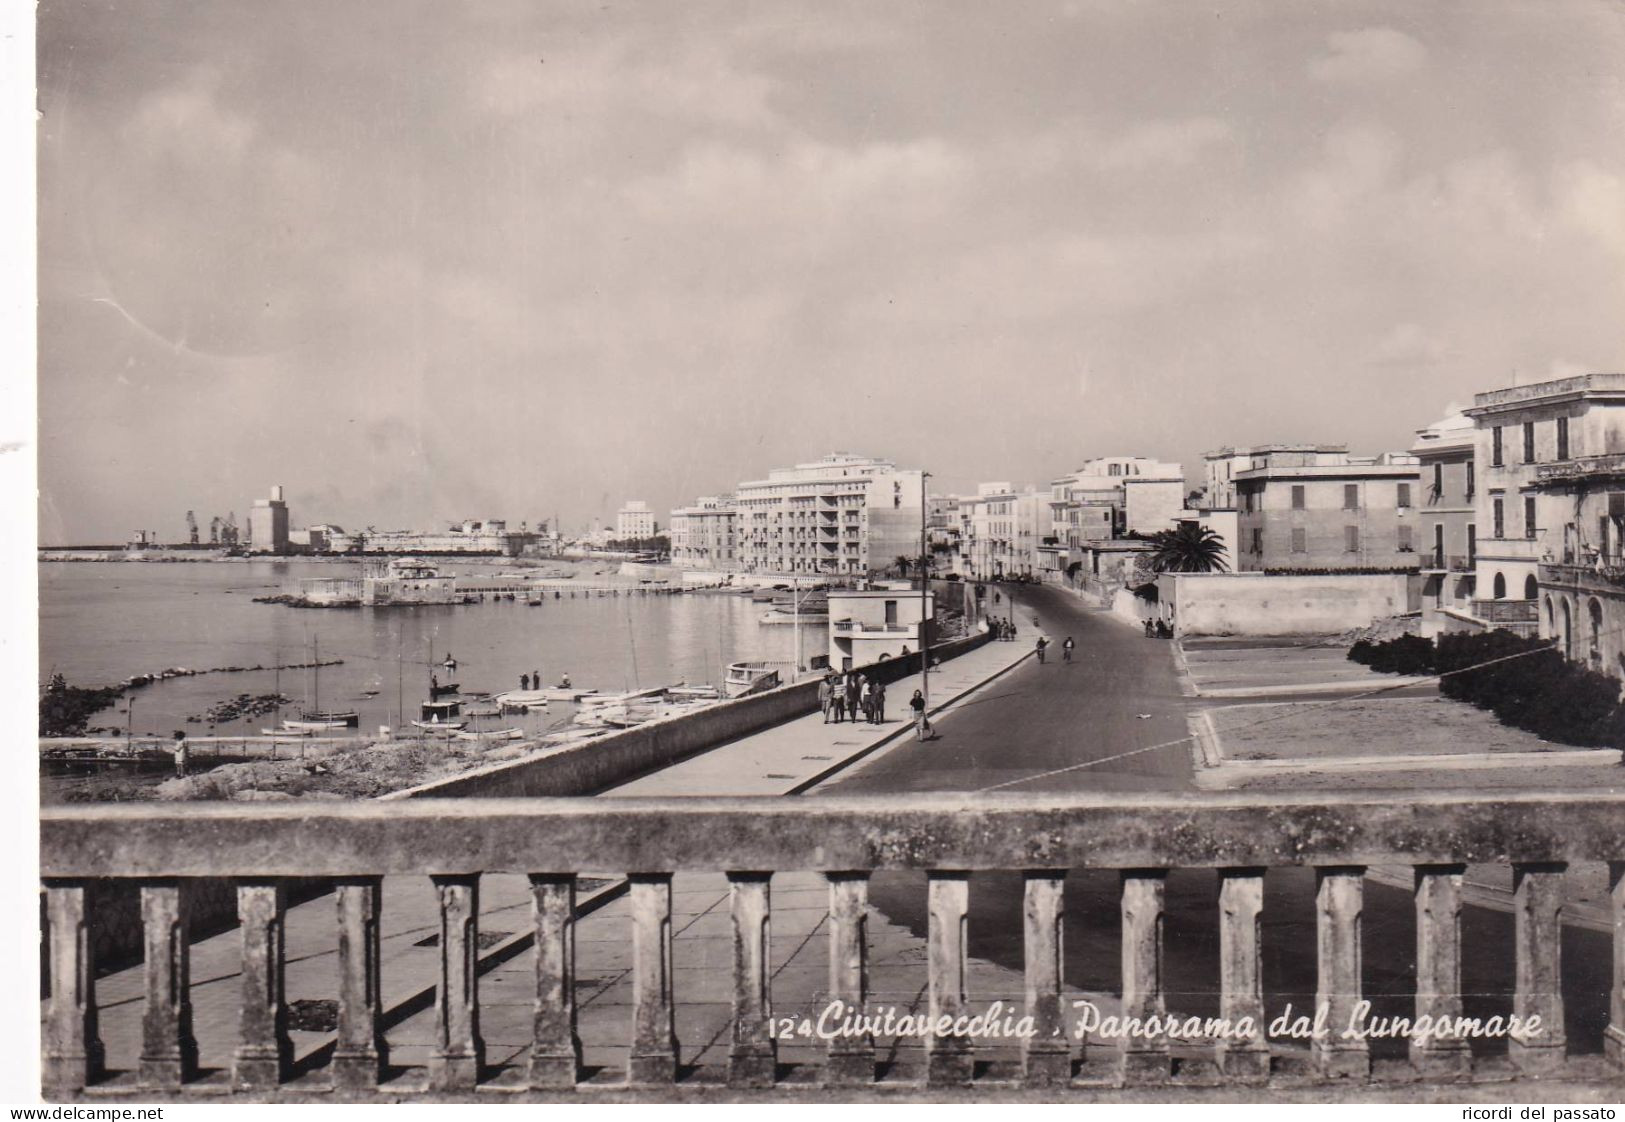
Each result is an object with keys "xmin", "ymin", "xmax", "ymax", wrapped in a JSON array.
[{"xmin": 786, "ymin": 645, "xmax": 1038, "ymax": 795}]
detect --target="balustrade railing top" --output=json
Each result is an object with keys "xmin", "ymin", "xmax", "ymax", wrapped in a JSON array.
[{"xmin": 39, "ymin": 791, "xmax": 1625, "ymax": 1100}]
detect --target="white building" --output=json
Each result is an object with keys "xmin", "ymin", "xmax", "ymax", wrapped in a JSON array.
[
  {"xmin": 616, "ymin": 501, "xmax": 656, "ymax": 541},
  {"xmin": 669, "ymin": 495, "xmax": 738, "ymax": 570},
  {"xmin": 1203, "ymin": 445, "xmax": 1347, "ymax": 511},
  {"xmin": 958, "ymin": 483, "xmax": 1045, "ymax": 581},
  {"xmin": 826, "ymin": 586, "xmax": 934, "ymax": 672},
  {"xmin": 1037, "ymin": 457, "xmax": 1183, "ymax": 582},
  {"xmin": 246, "ymin": 485, "xmax": 290, "ymax": 555},
  {"xmin": 734, "ymin": 453, "xmax": 925, "ymax": 579}
]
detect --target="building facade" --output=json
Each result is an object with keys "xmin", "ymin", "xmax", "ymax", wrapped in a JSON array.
[
  {"xmin": 734, "ymin": 453, "xmax": 924, "ymax": 579},
  {"xmin": 826, "ymin": 587, "xmax": 935, "ymax": 672},
  {"xmin": 669, "ymin": 495, "xmax": 738, "ymax": 570},
  {"xmin": 1233, "ymin": 451, "xmax": 1421, "ymax": 573},
  {"xmin": 246, "ymin": 485, "xmax": 290, "ymax": 555},
  {"xmin": 1203, "ymin": 445, "xmax": 1347, "ymax": 511},
  {"xmin": 958, "ymin": 483, "xmax": 1045, "ymax": 581},
  {"xmin": 1037, "ymin": 457, "xmax": 1183, "ymax": 582},
  {"xmin": 1410, "ymin": 412, "xmax": 1478, "ymax": 634},
  {"xmin": 616, "ymin": 501, "xmax": 655, "ymax": 541},
  {"xmin": 1467, "ymin": 373, "xmax": 1625, "ymax": 670}
]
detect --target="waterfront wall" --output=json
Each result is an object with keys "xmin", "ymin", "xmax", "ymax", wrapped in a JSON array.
[
  {"xmin": 386, "ymin": 629, "xmax": 991, "ymax": 801},
  {"xmin": 1158, "ymin": 572, "xmax": 1414, "ymax": 636}
]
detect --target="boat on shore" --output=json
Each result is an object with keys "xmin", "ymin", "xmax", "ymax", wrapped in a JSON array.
[
  {"xmin": 724, "ymin": 661, "xmax": 780, "ymax": 697},
  {"xmin": 455, "ymin": 727, "xmax": 524, "ymax": 741},
  {"xmin": 282, "ymin": 713, "xmax": 357, "ymax": 731}
]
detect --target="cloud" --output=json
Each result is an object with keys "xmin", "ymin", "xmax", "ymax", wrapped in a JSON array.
[
  {"xmin": 1309, "ymin": 28, "xmax": 1428, "ymax": 84},
  {"xmin": 1366, "ymin": 323, "xmax": 1452, "ymax": 368}
]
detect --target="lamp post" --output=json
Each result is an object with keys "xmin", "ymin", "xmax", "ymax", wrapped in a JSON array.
[
  {"xmin": 920, "ymin": 471, "xmax": 932, "ymax": 710},
  {"xmin": 126, "ymin": 695, "xmax": 134, "ymax": 752}
]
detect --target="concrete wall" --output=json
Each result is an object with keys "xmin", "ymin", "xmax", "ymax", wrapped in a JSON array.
[
  {"xmin": 387, "ymin": 629, "xmax": 990, "ymax": 800},
  {"xmin": 1158, "ymin": 572, "xmax": 1414, "ymax": 637}
]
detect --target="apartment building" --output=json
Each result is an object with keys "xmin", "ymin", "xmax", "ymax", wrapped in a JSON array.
[
  {"xmin": 1233, "ymin": 450, "xmax": 1421, "ymax": 573},
  {"xmin": 1410, "ymin": 412, "xmax": 1478, "ymax": 633},
  {"xmin": 669, "ymin": 495, "xmax": 738, "ymax": 571},
  {"xmin": 734, "ymin": 453, "xmax": 924, "ymax": 578},
  {"xmin": 959, "ymin": 483, "xmax": 1045, "ymax": 581}
]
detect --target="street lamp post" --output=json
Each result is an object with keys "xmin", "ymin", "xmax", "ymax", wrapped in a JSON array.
[{"xmin": 920, "ymin": 472, "xmax": 931, "ymax": 710}]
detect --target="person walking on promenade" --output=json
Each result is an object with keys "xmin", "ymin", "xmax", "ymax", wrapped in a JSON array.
[
  {"xmin": 861, "ymin": 678, "xmax": 878, "ymax": 724},
  {"xmin": 1062, "ymin": 636, "xmax": 1075, "ymax": 664},
  {"xmin": 846, "ymin": 674, "xmax": 862, "ymax": 722},
  {"xmin": 910, "ymin": 689, "xmax": 935, "ymax": 740},
  {"xmin": 1035, "ymin": 635, "xmax": 1048, "ymax": 664},
  {"xmin": 171, "ymin": 731, "xmax": 190, "ymax": 779},
  {"xmin": 818, "ymin": 674, "xmax": 834, "ymax": 723},
  {"xmin": 872, "ymin": 679, "xmax": 886, "ymax": 724},
  {"xmin": 831, "ymin": 676, "xmax": 847, "ymax": 723},
  {"xmin": 521, "ymin": 673, "xmax": 531, "ymax": 691},
  {"xmin": 1144, "ymin": 617, "xmax": 1155, "ymax": 638},
  {"xmin": 532, "ymin": 669, "xmax": 540, "ymax": 690}
]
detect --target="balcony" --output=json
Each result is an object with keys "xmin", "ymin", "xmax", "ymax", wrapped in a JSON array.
[
  {"xmin": 38, "ymin": 793, "xmax": 1625, "ymax": 1100},
  {"xmin": 1422, "ymin": 553, "xmax": 1472, "ymax": 573},
  {"xmin": 1539, "ymin": 560, "xmax": 1625, "ymax": 593},
  {"xmin": 830, "ymin": 621, "xmax": 915, "ymax": 635},
  {"xmin": 1535, "ymin": 454, "xmax": 1625, "ymax": 487},
  {"xmin": 1471, "ymin": 599, "xmax": 1540, "ymax": 628}
]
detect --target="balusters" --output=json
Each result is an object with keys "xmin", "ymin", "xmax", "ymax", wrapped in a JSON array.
[
  {"xmin": 1216, "ymin": 868, "xmax": 1268, "ymax": 1081},
  {"xmin": 628, "ymin": 874, "xmax": 677, "ymax": 1084},
  {"xmin": 926, "ymin": 872, "xmax": 973, "ymax": 1085},
  {"xmin": 429, "ymin": 874, "xmax": 484, "ymax": 1090},
  {"xmin": 1510, "ymin": 863, "xmax": 1566, "ymax": 1075},
  {"xmin": 42, "ymin": 882, "xmax": 103, "ymax": 1095},
  {"xmin": 1411, "ymin": 865, "xmax": 1470, "ymax": 1079},
  {"xmin": 1607, "ymin": 862, "xmax": 1624, "ymax": 1069},
  {"xmin": 528, "ymin": 874, "xmax": 581, "ymax": 1089},
  {"xmin": 825, "ymin": 873, "xmax": 873, "ymax": 1085},
  {"xmin": 139, "ymin": 881, "xmax": 198, "ymax": 1088},
  {"xmin": 1118, "ymin": 870, "xmax": 1168, "ymax": 1082},
  {"xmin": 233, "ymin": 881, "xmax": 291, "ymax": 1089},
  {"xmin": 1021, "ymin": 872, "xmax": 1070, "ymax": 1086},
  {"xmin": 728, "ymin": 872, "xmax": 775, "ymax": 1087},
  {"xmin": 1313, "ymin": 867, "xmax": 1368, "ymax": 1079},
  {"xmin": 333, "ymin": 878, "xmax": 386, "ymax": 1089}
]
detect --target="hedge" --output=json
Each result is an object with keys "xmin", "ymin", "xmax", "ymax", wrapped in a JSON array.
[{"xmin": 1349, "ymin": 632, "xmax": 1625, "ymax": 749}]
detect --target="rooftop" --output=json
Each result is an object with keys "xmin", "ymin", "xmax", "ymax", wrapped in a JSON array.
[{"xmin": 1466, "ymin": 373, "xmax": 1625, "ymax": 414}]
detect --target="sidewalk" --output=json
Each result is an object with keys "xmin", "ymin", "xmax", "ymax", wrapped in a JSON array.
[{"xmin": 86, "ymin": 633, "xmax": 1037, "ymax": 1078}]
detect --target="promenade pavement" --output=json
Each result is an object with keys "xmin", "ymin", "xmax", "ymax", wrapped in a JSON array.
[{"xmin": 86, "ymin": 631, "xmax": 1050, "ymax": 1081}]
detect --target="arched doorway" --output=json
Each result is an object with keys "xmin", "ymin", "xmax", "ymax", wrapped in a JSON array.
[
  {"xmin": 1492, "ymin": 573, "xmax": 1507, "ymax": 600},
  {"xmin": 1523, "ymin": 574, "xmax": 1538, "ymax": 600}
]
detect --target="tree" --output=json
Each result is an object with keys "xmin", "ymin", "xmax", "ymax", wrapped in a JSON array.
[
  {"xmin": 1146, "ymin": 523, "xmax": 1230, "ymax": 573},
  {"xmin": 894, "ymin": 555, "xmax": 912, "ymax": 578}
]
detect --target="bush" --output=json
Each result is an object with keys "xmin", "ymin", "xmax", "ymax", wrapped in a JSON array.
[{"xmin": 1346, "ymin": 634, "xmax": 1435, "ymax": 675}]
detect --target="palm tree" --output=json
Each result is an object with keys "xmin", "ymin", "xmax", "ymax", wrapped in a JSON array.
[
  {"xmin": 894, "ymin": 555, "xmax": 912, "ymax": 578},
  {"xmin": 1147, "ymin": 523, "xmax": 1230, "ymax": 573}
]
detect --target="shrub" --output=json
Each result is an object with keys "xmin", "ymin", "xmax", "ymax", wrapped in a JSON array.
[{"xmin": 1346, "ymin": 634, "xmax": 1434, "ymax": 675}]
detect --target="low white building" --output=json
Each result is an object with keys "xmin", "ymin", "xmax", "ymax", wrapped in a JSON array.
[{"xmin": 826, "ymin": 586, "xmax": 935, "ymax": 673}]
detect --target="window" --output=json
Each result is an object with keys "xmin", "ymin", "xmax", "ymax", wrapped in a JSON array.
[
  {"xmin": 1493, "ymin": 573, "xmax": 1506, "ymax": 600},
  {"xmin": 1557, "ymin": 417, "xmax": 1569, "ymax": 461},
  {"xmin": 1465, "ymin": 460, "xmax": 1475, "ymax": 499},
  {"xmin": 1433, "ymin": 524, "xmax": 1445, "ymax": 566},
  {"xmin": 1291, "ymin": 528, "xmax": 1307, "ymax": 553},
  {"xmin": 1291, "ymin": 485, "xmax": 1305, "ymax": 510},
  {"xmin": 1343, "ymin": 484, "xmax": 1359, "ymax": 510},
  {"xmin": 1524, "ymin": 496, "xmax": 1537, "ymax": 540},
  {"xmin": 1467, "ymin": 524, "xmax": 1477, "ymax": 562},
  {"xmin": 884, "ymin": 600, "xmax": 897, "ymax": 625},
  {"xmin": 1493, "ymin": 498, "xmax": 1504, "ymax": 539},
  {"xmin": 1492, "ymin": 427, "xmax": 1503, "ymax": 467},
  {"xmin": 1250, "ymin": 528, "xmax": 1262, "ymax": 553},
  {"xmin": 1345, "ymin": 525, "xmax": 1360, "ymax": 553},
  {"xmin": 1431, "ymin": 463, "xmax": 1443, "ymax": 499},
  {"xmin": 1397, "ymin": 483, "xmax": 1411, "ymax": 509},
  {"xmin": 1398, "ymin": 524, "xmax": 1413, "ymax": 552},
  {"xmin": 1523, "ymin": 422, "xmax": 1536, "ymax": 463}
]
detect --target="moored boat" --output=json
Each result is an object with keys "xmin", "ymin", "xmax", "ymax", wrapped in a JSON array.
[{"xmin": 455, "ymin": 727, "xmax": 524, "ymax": 741}]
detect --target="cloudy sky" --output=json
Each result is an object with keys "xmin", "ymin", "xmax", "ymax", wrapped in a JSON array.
[{"xmin": 35, "ymin": 0, "xmax": 1625, "ymax": 543}]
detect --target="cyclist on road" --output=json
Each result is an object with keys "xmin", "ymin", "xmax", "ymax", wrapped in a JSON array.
[
  {"xmin": 1061, "ymin": 636, "xmax": 1075, "ymax": 663},
  {"xmin": 1035, "ymin": 636, "xmax": 1048, "ymax": 664}
]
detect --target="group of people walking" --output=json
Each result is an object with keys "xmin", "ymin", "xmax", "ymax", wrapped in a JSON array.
[
  {"xmin": 819, "ymin": 671, "xmax": 887, "ymax": 725},
  {"xmin": 991, "ymin": 617, "xmax": 1019, "ymax": 641}
]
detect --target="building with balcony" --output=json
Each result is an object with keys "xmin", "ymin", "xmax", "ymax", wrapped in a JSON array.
[
  {"xmin": 825, "ymin": 586, "xmax": 935, "ymax": 671},
  {"xmin": 959, "ymin": 483, "xmax": 1045, "ymax": 581},
  {"xmin": 1038, "ymin": 458, "xmax": 1183, "ymax": 584},
  {"xmin": 1410, "ymin": 412, "xmax": 1478, "ymax": 635},
  {"xmin": 1459, "ymin": 377, "xmax": 1625, "ymax": 642},
  {"xmin": 669, "ymin": 495, "xmax": 738, "ymax": 571},
  {"xmin": 1471, "ymin": 373, "xmax": 1625, "ymax": 672},
  {"xmin": 1233, "ymin": 452, "xmax": 1421, "ymax": 574},
  {"xmin": 1203, "ymin": 445, "xmax": 1348, "ymax": 511},
  {"xmin": 734, "ymin": 453, "xmax": 924, "ymax": 579}
]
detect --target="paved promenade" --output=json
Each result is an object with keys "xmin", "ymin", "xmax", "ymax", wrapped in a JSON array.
[{"xmin": 87, "ymin": 632, "xmax": 1044, "ymax": 1079}]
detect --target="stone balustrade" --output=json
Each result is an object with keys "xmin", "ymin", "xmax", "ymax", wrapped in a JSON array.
[{"xmin": 39, "ymin": 791, "xmax": 1625, "ymax": 1099}]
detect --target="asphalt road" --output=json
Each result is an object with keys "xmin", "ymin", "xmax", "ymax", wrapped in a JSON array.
[
  {"xmin": 818, "ymin": 583, "xmax": 1194, "ymax": 795},
  {"xmin": 815, "ymin": 583, "xmax": 1613, "ymax": 1057}
]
